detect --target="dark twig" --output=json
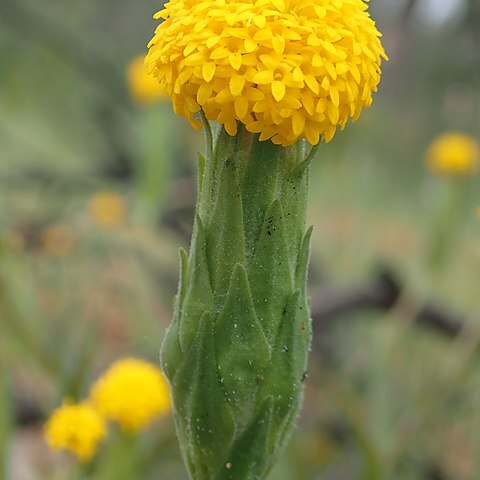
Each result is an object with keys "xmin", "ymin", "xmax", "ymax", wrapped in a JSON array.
[{"xmin": 311, "ymin": 267, "xmax": 465, "ymax": 340}]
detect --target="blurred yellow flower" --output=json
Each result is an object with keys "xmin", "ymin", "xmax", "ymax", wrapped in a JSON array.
[
  {"xmin": 43, "ymin": 401, "xmax": 106, "ymax": 462},
  {"xmin": 88, "ymin": 191, "xmax": 127, "ymax": 227},
  {"xmin": 127, "ymin": 55, "xmax": 165, "ymax": 105},
  {"xmin": 426, "ymin": 133, "xmax": 479, "ymax": 177},
  {"xmin": 90, "ymin": 358, "xmax": 171, "ymax": 433},
  {"xmin": 146, "ymin": 0, "xmax": 387, "ymax": 145},
  {"xmin": 41, "ymin": 224, "xmax": 77, "ymax": 257}
]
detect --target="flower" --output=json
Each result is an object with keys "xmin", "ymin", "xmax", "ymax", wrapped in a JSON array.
[
  {"xmin": 426, "ymin": 133, "xmax": 479, "ymax": 177},
  {"xmin": 127, "ymin": 55, "xmax": 166, "ymax": 104},
  {"xmin": 145, "ymin": 0, "xmax": 387, "ymax": 146},
  {"xmin": 88, "ymin": 191, "xmax": 127, "ymax": 227},
  {"xmin": 43, "ymin": 401, "xmax": 107, "ymax": 462},
  {"xmin": 41, "ymin": 224, "xmax": 77, "ymax": 257},
  {"xmin": 90, "ymin": 358, "xmax": 171, "ymax": 433}
]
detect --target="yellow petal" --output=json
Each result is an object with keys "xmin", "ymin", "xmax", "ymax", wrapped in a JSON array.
[
  {"xmin": 272, "ymin": 36, "xmax": 285, "ymax": 54},
  {"xmin": 325, "ymin": 62, "xmax": 337, "ymax": 80},
  {"xmin": 230, "ymin": 75, "xmax": 246, "ymax": 96},
  {"xmin": 312, "ymin": 54, "xmax": 323, "ymax": 68},
  {"xmin": 224, "ymin": 118, "xmax": 238, "ymax": 136},
  {"xmin": 316, "ymin": 98, "xmax": 327, "ymax": 113},
  {"xmin": 293, "ymin": 67, "xmax": 304, "ymax": 83},
  {"xmin": 229, "ymin": 52, "xmax": 243, "ymax": 70},
  {"xmin": 206, "ymin": 36, "xmax": 221, "ymax": 49},
  {"xmin": 197, "ymin": 83, "xmax": 212, "ymax": 104},
  {"xmin": 271, "ymin": 81, "xmax": 286, "ymax": 102},
  {"xmin": 327, "ymin": 102, "xmax": 339, "ymax": 124},
  {"xmin": 252, "ymin": 15, "xmax": 267, "ymax": 28},
  {"xmin": 234, "ymin": 96, "xmax": 249, "ymax": 119},
  {"xmin": 272, "ymin": 0, "xmax": 285, "ymax": 12},
  {"xmin": 183, "ymin": 43, "xmax": 197, "ymax": 56},
  {"xmin": 323, "ymin": 125, "xmax": 337, "ymax": 143},
  {"xmin": 292, "ymin": 111, "xmax": 305, "ymax": 136},
  {"xmin": 253, "ymin": 70, "xmax": 274, "ymax": 84},
  {"xmin": 202, "ymin": 63, "xmax": 216, "ymax": 82},
  {"xmin": 336, "ymin": 62, "xmax": 350, "ymax": 75},
  {"xmin": 244, "ymin": 38, "xmax": 258, "ymax": 53},
  {"xmin": 305, "ymin": 76, "xmax": 319, "ymax": 95},
  {"xmin": 330, "ymin": 86, "xmax": 340, "ymax": 107},
  {"xmin": 305, "ymin": 123, "xmax": 320, "ymax": 145}
]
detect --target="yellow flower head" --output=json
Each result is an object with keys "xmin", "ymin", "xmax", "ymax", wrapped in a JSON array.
[
  {"xmin": 146, "ymin": 0, "xmax": 387, "ymax": 146},
  {"xmin": 88, "ymin": 191, "xmax": 127, "ymax": 228},
  {"xmin": 127, "ymin": 55, "xmax": 166, "ymax": 104},
  {"xmin": 90, "ymin": 358, "xmax": 171, "ymax": 433},
  {"xmin": 426, "ymin": 133, "xmax": 479, "ymax": 177},
  {"xmin": 43, "ymin": 401, "xmax": 106, "ymax": 462}
]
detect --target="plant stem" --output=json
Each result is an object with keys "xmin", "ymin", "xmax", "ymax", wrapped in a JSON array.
[{"xmin": 161, "ymin": 125, "xmax": 313, "ymax": 479}]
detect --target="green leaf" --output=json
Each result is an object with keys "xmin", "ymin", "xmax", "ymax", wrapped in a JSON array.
[
  {"xmin": 174, "ymin": 313, "xmax": 235, "ymax": 479},
  {"xmin": 215, "ymin": 264, "xmax": 270, "ymax": 420},
  {"xmin": 197, "ymin": 153, "xmax": 206, "ymax": 197},
  {"xmin": 180, "ymin": 215, "xmax": 214, "ymax": 351},
  {"xmin": 241, "ymin": 138, "xmax": 283, "ymax": 266},
  {"xmin": 200, "ymin": 128, "xmax": 235, "ymax": 219},
  {"xmin": 295, "ymin": 226, "xmax": 313, "ymax": 295},
  {"xmin": 248, "ymin": 200, "xmax": 293, "ymax": 342},
  {"xmin": 216, "ymin": 399, "xmax": 274, "ymax": 480},
  {"xmin": 280, "ymin": 164, "xmax": 310, "ymax": 260},
  {"xmin": 179, "ymin": 247, "xmax": 189, "ymax": 306},
  {"xmin": 261, "ymin": 290, "xmax": 310, "ymax": 441},
  {"xmin": 160, "ymin": 249, "xmax": 188, "ymax": 379},
  {"xmin": 206, "ymin": 160, "xmax": 246, "ymax": 298}
]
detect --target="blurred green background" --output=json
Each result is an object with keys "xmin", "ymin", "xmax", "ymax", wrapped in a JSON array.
[{"xmin": 1, "ymin": 0, "xmax": 480, "ymax": 479}]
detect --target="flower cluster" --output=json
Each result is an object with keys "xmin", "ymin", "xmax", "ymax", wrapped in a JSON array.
[
  {"xmin": 88, "ymin": 191, "xmax": 127, "ymax": 228},
  {"xmin": 44, "ymin": 358, "xmax": 171, "ymax": 461},
  {"xmin": 44, "ymin": 402, "xmax": 106, "ymax": 462},
  {"xmin": 146, "ymin": 0, "xmax": 387, "ymax": 146},
  {"xmin": 426, "ymin": 132, "xmax": 479, "ymax": 177},
  {"xmin": 91, "ymin": 358, "xmax": 171, "ymax": 433},
  {"xmin": 127, "ymin": 55, "xmax": 166, "ymax": 104}
]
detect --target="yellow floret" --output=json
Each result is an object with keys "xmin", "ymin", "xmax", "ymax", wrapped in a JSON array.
[
  {"xmin": 88, "ymin": 191, "xmax": 127, "ymax": 228},
  {"xmin": 127, "ymin": 55, "xmax": 166, "ymax": 104},
  {"xmin": 90, "ymin": 358, "xmax": 171, "ymax": 433},
  {"xmin": 145, "ymin": 0, "xmax": 387, "ymax": 146},
  {"xmin": 43, "ymin": 402, "xmax": 106, "ymax": 462},
  {"xmin": 426, "ymin": 133, "xmax": 479, "ymax": 177}
]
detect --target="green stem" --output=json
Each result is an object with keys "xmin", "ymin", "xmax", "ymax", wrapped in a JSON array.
[
  {"xmin": 426, "ymin": 178, "xmax": 470, "ymax": 275},
  {"xmin": 134, "ymin": 104, "xmax": 178, "ymax": 223},
  {"xmin": 93, "ymin": 430, "xmax": 139, "ymax": 480},
  {"xmin": 161, "ymin": 125, "xmax": 313, "ymax": 480}
]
